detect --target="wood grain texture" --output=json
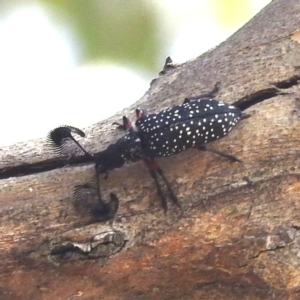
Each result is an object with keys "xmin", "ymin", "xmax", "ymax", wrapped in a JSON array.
[{"xmin": 1, "ymin": 0, "xmax": 300, "ymax": 299}]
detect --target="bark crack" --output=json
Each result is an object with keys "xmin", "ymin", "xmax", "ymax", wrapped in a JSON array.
[{"xmin": 0, "ymin": 74, "xmax": 299, "ymax": 180}]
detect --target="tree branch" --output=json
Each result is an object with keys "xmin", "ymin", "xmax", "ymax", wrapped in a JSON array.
[{"xmin": 1, "ymin": 0, "xmax": 300, "ymax": 299}]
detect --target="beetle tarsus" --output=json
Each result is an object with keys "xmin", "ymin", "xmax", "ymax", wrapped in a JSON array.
[{"xmin": 198, "ymin": 145, "xmax": 242, "ymax": 163}]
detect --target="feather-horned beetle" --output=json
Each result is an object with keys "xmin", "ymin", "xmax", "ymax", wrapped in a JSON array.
[{"xmin": 47, "ymin": 83, "xmax": 249, "ymax": 220}]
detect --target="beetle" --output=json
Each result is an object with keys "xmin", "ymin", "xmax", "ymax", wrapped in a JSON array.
[{"xmin": 48, "ymin": 83, "xmax": 249, "ymax": 220}]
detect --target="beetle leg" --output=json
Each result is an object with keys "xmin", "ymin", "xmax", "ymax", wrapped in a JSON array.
[
  {"xmin": 146, "ymin": 167, "xmax": 168, "ymax": 212},
  {"xmin": 112, "ymin": 122, "xmax": 125, "ymax": 130},
  {"xmin": 113, "ymin": 116, "xmax": 133, "ymax": 131},
  {"xmin": 198, "ymin": 145, "xmax": 242, "ymax": 163},
  {"xmin": 156, "ymin": 167, "xmax": 181, "ymax": 208},
  {"xmin": 143, "ymin": 158, "xmax": 181, "ymax": 211},
  {"xmin": 183, "ymin": 82, "xmax": 221, "ymax": 103},
  {"xmin": 136, "ymin": 108, "xmax": 147, "ymax": 120}
]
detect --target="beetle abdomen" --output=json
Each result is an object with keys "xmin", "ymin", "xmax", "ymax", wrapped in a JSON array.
[{"xmin": 136, "ymin": 98, "xmax": 242, "ymax": 157}]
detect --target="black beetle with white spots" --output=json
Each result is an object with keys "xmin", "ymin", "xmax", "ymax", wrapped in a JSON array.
[{"xmin": 47, "ymin": 84, "xmax": 249, "ymax": 220}]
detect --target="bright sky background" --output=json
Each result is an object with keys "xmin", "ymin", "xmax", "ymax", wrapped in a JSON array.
[{"xmin": 0, "ymin": 0, "xmax": 271, "ymax": 147}]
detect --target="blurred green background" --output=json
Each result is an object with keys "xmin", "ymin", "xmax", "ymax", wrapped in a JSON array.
[{"xmin": 0, "ymin": 0, "xmax": 271, "ymax": 146}]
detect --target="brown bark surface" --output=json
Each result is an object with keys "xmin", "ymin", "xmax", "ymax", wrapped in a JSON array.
[{"xmin": 1, "ymin": 0, "xmax": 300, "ymax": 299}]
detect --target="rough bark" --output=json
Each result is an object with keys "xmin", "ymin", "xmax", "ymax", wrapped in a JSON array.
[{"xmin": 1, "ymin": 0, "xmax": 300, "ymax": 299}]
